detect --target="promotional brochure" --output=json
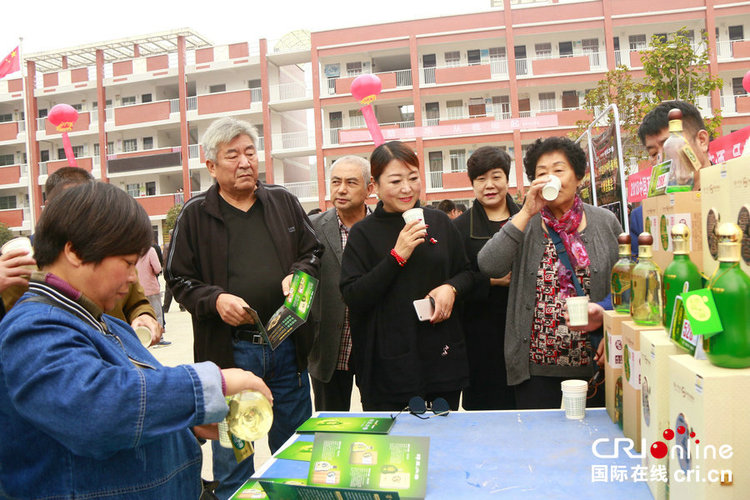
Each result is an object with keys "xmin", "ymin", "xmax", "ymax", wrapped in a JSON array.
[{"xmin": 296, "ymin": 417, "xmax": 395, "ymax": 435}]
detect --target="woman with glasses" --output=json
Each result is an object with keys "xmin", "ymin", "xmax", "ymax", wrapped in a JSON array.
[
  {"xmin": 453, "ymin": 146, "xmax": 520, "ymax": 411},
  {"xmin": 478, "ymin": 137, "xmax": 621, "ymax": 409},
  {"xmin": 340, "ymin": 141, "xmax": 473, "ymax": 412}
]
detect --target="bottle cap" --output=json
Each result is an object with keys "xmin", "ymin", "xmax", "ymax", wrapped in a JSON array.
[
  {"xmin": 717, "ymin": 222, "xmax": 741, "ymax": 262},
  {"xmin": 668, "ymin": 109, "xmax": 683, "ymax": 120},
  {"xmin": 637, "ymin": 232, "xmax": 653, "ymax": 258},
  {"xmin": 671, "ymin": 223, "xmax": 690, "ymax": 254},
  {"xmin": 668, "ymin": 108, "xmax": 684, "ymax": 132},
  {"xmin": 617, "ymin": 233, "xmax": 631, "ymax": 244}
]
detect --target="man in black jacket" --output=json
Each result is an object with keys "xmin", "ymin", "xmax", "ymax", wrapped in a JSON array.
[{"xmin": 165, "ymin": 117, "xmax": 322, "ymax": 499}]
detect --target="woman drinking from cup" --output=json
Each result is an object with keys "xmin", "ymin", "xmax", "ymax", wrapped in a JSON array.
[
  {"xmin": 477, "ymin": 137, "xmax": 621, "ymax": 409},
  {"xmin": 340, "ymin": 141, "xmax": 473, "ymax": 411},
  {"xmin": 453, "ymin": 146, "xmax": 520, "ymax": 410}
]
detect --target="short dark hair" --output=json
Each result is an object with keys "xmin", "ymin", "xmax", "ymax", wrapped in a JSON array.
[
  {"xmin": 34, "ymin": 182, "xmax": 153, "ymax": 267},
  {"xmin": 370, "ymin": 141, "xmax": 419, "ymax": 181},
  {"xmin": 436, "ymin": 199, "xmax": 456, "ymax": 213},
  {"xmin": 523, "ymin": 137, "xmax": 587, "ymax": 181},
  {"xmin": 44, "ymin": 167, "xmax": 94, "ymax": 201},
  {"xmin": 638, "ymin": 100, "xmax": 707, "ymax": 144},
  {"xmin": 467, "ymin": 146, "xmax": 511, "ymax": 182},
  {"xmin": 455, "ymin": 203, "xmax": 467, "ymax": 213}
]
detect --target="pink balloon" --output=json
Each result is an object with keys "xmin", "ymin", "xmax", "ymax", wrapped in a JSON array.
[
  {"xmin": 350, "ymin": 74, "xmax": 382, "ymax": 103},
  {"xmin": 47, "ymin": 103, "xmax": 79, "ymax": 132},
  {"xmin": 743, "ymin": 70, "xmax": 750, "ymax": 94}
]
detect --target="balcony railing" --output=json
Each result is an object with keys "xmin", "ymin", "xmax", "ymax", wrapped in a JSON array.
[
  {"xmin": 324, "ymin": 120, "xmax": 415, "ymax": 146},
  {"xmin": 188, "ymin": 144, "xmax": 201, "ymax": 159},
  {"xmin": 187, "ymin": 96, "xmax": 197, "ymax": 111},
  {"xmin": 284, "ymin": 180, "xmax": 317, "ymax": 200},
  {"xmin": 250, "ymin": 87, "xmax": 262, "ymax": 102},
  {"xmin": 270, "ymin": 82, "xmax": 312, "ymax": 101},
  {"xmin": 427, "ymin": 171, "xmax": 443, "ymax": 190},
  {"xmin": 323, "ymin": 69, "xmax": 413, "ymax": 96},
  {"xmin": 273, "ymin": 131, "xmax": 315, "ymax": 150}
]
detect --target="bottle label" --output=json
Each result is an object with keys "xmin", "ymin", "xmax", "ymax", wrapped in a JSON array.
[
  {"xmin": 607, "ymin": 333, "xmax": 623, "ymax": 368},
  {"xmin": 627, "ymin": 346, "xmax": 641, "ymax": 389},
  {"xmin": 681, "ymin": 144, "xmax": 702, "ymax": 171},
  {"xmin": 683, "ymin": 289, "xmax": 723, "ymax": 338}
]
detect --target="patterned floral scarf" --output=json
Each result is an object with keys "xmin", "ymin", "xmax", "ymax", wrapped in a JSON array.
[{"xmin": 541, "ymin": 195, "xmax": 590, "ymax": 299}]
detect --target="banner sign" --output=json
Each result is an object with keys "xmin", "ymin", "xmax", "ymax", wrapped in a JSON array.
[
  {"xmin": 627, "ymin": 166, "xmax": 652, "ymax": 203},
  {"xmin": 708, "ymin": 125, "xmax": 750, "ymax": 164}
]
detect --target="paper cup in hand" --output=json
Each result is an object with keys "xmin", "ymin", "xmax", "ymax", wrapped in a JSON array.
[
  {"xmin": 402, "ymin": 208, "xmax": 424, "ymax": 224},
  {"xmin": 566, "ymin": 296, "xmax": 589, "ymax": 327},
  {"xmin": 561, "ymin": 379, "xmax": 588, "ymax": 419},
  {"xmin": 542, "ymin": 175, "xmax": 562, "ymax": 201},
  {"xmin": 2, "ymin": 237, "xmax": 33, "ymax": 257},
  {"xmin": 134, "ymin": 326, "xmax": 152, "ymax": 347}
]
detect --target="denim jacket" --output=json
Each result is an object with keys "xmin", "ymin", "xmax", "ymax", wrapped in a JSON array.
[{"xmin": 0, "ymin": 279, "xmax": 228, "ymax": 499}]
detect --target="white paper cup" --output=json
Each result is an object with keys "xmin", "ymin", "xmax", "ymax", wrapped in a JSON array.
[
  {"xmin": 134, "ymin": 326, "xmax": 152, "ymax": 347},
  {"xmin": 1, "ymin": 237, "xmax": 33, "ymax": 257},
  {"xmin": 561, "ymin": 379, "xmax": 588, "ymax": 419},
  {"xmin": 402, "ymin": 207, "xmax": 424, "ymax": 224},
  {"xmin": 566, "ymin": 296, "xmax": 589, "ymax": 327},
  {"xmin": 542, "ymin": 175, "xmax": 562, "ymax": 201}
]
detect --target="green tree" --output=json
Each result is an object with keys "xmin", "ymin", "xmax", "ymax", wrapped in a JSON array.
[
  {"xmin": 575, "ymin": 27, "xmax": 723, "ymax": 161},
  {"xmin": 0, "ymin": 223, "xmax": 13, "ymax": 247},
  {"xmin": 163, "ymin": 204, "xmax": 183, "ymax": 242}
]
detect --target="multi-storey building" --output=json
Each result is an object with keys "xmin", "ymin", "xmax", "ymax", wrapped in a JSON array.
[{"xmin": 0, "ymin": 0, "xmax": 748, "ymax": 240}]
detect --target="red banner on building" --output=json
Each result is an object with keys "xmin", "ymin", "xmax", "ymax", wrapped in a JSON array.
[
  {"xmin": 708, "ymin": 125, "xmax": 750, "ymax": 164},
  {"xmin": 338, "ymin": 115, "xmax": 559, "ymax": 144}
]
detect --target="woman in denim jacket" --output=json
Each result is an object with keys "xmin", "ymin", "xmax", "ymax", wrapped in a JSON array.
[{"xmin": 0, "ymin": 182, "xmax": 271, "ymax": 499}]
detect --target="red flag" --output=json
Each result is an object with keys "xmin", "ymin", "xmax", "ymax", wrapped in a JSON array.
[{"xmin": 0, "ymin": 46, "xmax": 20, "ymax": 78}]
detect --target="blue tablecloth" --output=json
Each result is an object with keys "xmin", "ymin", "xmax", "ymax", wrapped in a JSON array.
[{"xmin": 252, "ymin": 408, "xmax": 652, "ymax": 499}]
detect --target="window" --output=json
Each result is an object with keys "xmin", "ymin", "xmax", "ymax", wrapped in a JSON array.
[
  {"xmin": 0, "ymin": 114, "xmax": 12, "ymax": 123},
  {"xmin": 40, "ymin": 150, "xmax": 50, "ymax": 162},
  {"xmin": 38, "ymin": 109, "xmax": 48, "ymax": 118},
  {"xmin": 57, "ymin": 147, "xmax": 83, "ymax": 159},
  {"xmin": 445, "ymin": 51, "xmax": 460, "ymax": 67},
  {"xmin": 399, "ymin": 105, "xmax": 414, "ymax": 123},
  {"xmin": 209, "ymin": 84, "xmax": 226, "ymax": 94},
  {"xmin": 0, "ymin": 195, "xmax": 16, "ymax": 210},
  {"xmin": 93, "ymin": 143, "xmax": 100, "ymax": 156},
  {"xmin": 489, "ymin": 47, "xmax": 507, "ymax": 73},
  {"xmin": 539, "ymin": 92, "xmax": 556, "ymax": 112},
  {"xmin": 143, "ymin": 137, "xmax": 154, "ymax": 150},
  {"xmin": 428, "ymin": 151, "xmax": 443, "ymax": 188},
  {"xmin": 141, "ymin": 93, "xmax": 152, "ymax": 103},
  {"xmin": 449, "ymin": 149, "xmax": 466, "ymax": 172},
  {"xmin": 348, "ymin": 109, "xmax": 364, "ymax": 128},
  {"xmin": 346, "ymin": 62, "xmax": 362, "ymax": 76},
  {"xmin": 629, "ymin": 34, "xmax": 647, "ymax": 51},
  {"xmin": 0, "ymin": 154, "xmax": 14, "ymax": 166},
  {"xmin": 329, "ymin": 111, "xmax": 343, "ymax": 144},
  {"xmin": 468, "ymin": 98, "xmax": 486, "ymax": 117},
  {"xmin": 492, "ymin": 96, "xmax": 510, "ymax": 119},
  {"xmin": 514, "ymin": 46, "xmax": 527, "ymax": 75},
  {"xmin": 654, "ymin": 33, "xmax": 668, "ymax": 44},
  {"xmin": 562, "ymin": 90, "xmax": 579, "ymax": 109},
  {"xmin": 126, "ymin": 183, "xmax": 140, "ymax": 197},
  {"xmin": 446, "ymin": 100, "xmax": 463, "ymax": 119},
  {"xmin": 535, "ymin": 43, "xmax": 552, "ymax": 59},
  {"xmin": 121, "ymin": 96, "xmax": 136, "ymax": 106},
  {"xmin": 728, "ymin": 25, "xmax": 744, "ymax": 41},
  {"xmin": 733, "ymin": 77, "xmax": 746, "ymax": 96},
  {"xmin": 123, "ymin": 139, "xmax": 137, "ymax": 152},
  {"xmin": 71, "ymin": 104, "xmax": 83, "ymax": 111},
  {"xmin": 145, "ymin": 182, "xmax": 156, "ymax": 196},
  {"xmin": 248, "ymin": 79, "xmax": 261, "ymax": 88},
  {"xmin": 559, "ymin": 42, "xmax": 573, "ymax": 58},
  {"xmin": 467, "ymin": 50, "xmax": 481, "ymax": 66},
  {"xmin": 425, "ymin": 102, "xmax": 439, "ymax": 125}
]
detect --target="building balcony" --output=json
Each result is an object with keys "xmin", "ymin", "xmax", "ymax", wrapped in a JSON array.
[
  {"xmin": 0, "ymin": 207, "xmax": 31, "ymax": 230},
  {"xmin": 132, "ymin": 193, "xmax": 185, "ymax": 218},
  {"xmin": 0, "ymin": 121, "xmax": 25, "ymax": 143},
  {"xmin": 283, "ymin": 181, "xmax": 318, "ymax": 202},
  {"xmin": 323, "ymin": 69, "xmax": 412, "ymax": 97},
  {"xmin": 189, "ymin": 88, "xmax": 262, "ymax": 118},
  {"xmin": 107, "ymin": 147, "xmax": 182, "ymax": 175},
  {"xmin": 40, "ymin": 157, "xmax": 94, "ymax": 176},
  {"xmin": 191, "ymin": 42, "xmax": 260, "ymax": 72},
  {"xmin": 717, "ymin": 39, "xmax": 750, "ymax": 60},
  {"xmin": 324, "ymin": 120, "xmax": 415, "ymax": 147},
  {"xmin": 271, "ymin": 131, "xmax": 316, "ymax": 157},
  {"xmin": 37, "ymin": 111, "xmax": 96, "ymax": 139},
  {"xmin": 0, "ymin": 164, "xmax": 28, "ymax": 185}
]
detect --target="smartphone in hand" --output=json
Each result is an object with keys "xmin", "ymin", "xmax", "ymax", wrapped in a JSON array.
[{"xmin": 413, "ymin": 297, "xmax": 435, "ymax": 322}]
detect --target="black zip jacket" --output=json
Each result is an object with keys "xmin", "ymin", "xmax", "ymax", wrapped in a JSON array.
[{"xmin": 165, "ymin": 182, "xmax": 322, "ymax": 369}]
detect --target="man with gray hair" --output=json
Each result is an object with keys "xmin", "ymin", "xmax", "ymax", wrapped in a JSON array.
[
  {"xmin": 308, "ymin": 155, "xmax": 373, "ymax": 410},
  {"xmin": 165, "ymin": 117, "xmax": 322, "ymax": 498}
]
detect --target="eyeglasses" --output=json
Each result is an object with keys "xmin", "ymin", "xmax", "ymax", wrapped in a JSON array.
[{"xmin": 391, "ymin": 396, "xmax": 450, "ymax": 420}]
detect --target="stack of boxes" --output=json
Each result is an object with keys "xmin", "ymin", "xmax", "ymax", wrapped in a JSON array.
[{"xmin": 603, "ymin": 153, "xmax": 750, "ymax": 498}]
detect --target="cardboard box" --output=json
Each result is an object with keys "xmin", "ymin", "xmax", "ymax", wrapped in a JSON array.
[
  {"xmin": 603, "ymin": 310, "xmax": 630, "ymax": 425},
  {"xmin": 668, "ymin": 355, "xmax": 750, "ymax": 499},
  {"xmin": 621, "ymin": 321, "xmax": 664, "ymax": 452},
  {"xmin": 640, "ymin": 329, "xmax": 682, "ymax": 500},
  {"xmin": 700, "ymin": 156, "xmax": 750, "ymax": 277},
  {"xmin": 642, "ymin": 191, "xmax": 704, "ymax": 273}
]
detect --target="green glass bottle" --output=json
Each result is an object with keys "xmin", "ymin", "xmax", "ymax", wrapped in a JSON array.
[
  {"xmin": 631, "ymin": 232, "xmax": 662, "ymax": 326},
  {"xmin": 611, "ymin": 233, "xmax": 633, "ymax": 314},
  {"xmin": 662, "ymin": 223, "xmax": 703, "ymax": 329},
  {"xmin": 704, "ymin": 223, "xmax": 750, "ymax": 368}
]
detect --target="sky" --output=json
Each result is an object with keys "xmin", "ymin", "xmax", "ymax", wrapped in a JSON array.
[{"xmin": 2, "ymin": 0, "xmax": 493, "ymax": 57}]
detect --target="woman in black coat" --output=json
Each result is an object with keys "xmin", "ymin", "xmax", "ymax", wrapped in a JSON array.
[
  {"xmin": 453, "ymin": 146, "xmax": 519, "ymax": 410},
  {"xmin": 340, "ymin": 141, "xmax": 473, "ymax": 411}
]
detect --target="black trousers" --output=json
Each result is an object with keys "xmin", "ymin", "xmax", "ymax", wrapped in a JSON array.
[
  {"xmin": 311, "ymin": 370, "xmax": 355, "ymax": 411},
  {"xmin": 362, "ymin": 389, "xmax": 462, "ymax": 412},
  {"xmin": 514, "ymin": 374, "xmax": 604, "ymax": 410}
]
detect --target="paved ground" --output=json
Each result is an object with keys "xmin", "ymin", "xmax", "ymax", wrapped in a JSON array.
[{"xmin": 150, "ymin": 306, "xmax": 363, "ymax": 481}]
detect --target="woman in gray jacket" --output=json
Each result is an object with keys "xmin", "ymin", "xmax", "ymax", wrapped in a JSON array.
[{"xmin": 478, "ymin": 137, "xmax": 621, "ymax": 409}]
